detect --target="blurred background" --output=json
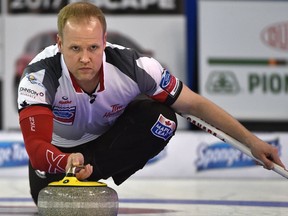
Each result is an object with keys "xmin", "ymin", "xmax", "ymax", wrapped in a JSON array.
[{"xmin": 0, "ymin": 0, "xmax": 288, "ymax": 179}]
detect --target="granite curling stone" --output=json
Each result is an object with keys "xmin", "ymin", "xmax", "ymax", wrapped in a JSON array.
[{"xmin": 37, "ymin": 167, "xmax": 118, "ymax": 216}]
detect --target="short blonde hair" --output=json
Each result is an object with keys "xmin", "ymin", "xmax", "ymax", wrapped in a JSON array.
[{"xmin": 57, "ymin": 2, "xmax": 107, "ymax": 37}]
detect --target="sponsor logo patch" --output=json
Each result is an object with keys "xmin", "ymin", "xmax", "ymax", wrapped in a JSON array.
[
  {"xmin": 26, "ymin": 74, "xmax": 44, "ymax": 87},
  {"xmin": 19, "ymin": 87, "xmax": 44, "ymax": 99},
  {"xmin": 151, "ymin": 114, "xmax": 176, "ymax": 140},
  {"xmin": 103, "ymin": 104, "xmax": 125, "ymax": 118},
  {"xmin": 59, "ymin": 96, "xmax": 72, "ymax": 105},
  {"xmin": 160, "ymin": 69, "xmax": 180, "ymax": 97},
  {"xmin": 46, "ymin": 150, "xmax": 66, "ymax": 173},
  {"xmin": 53, "ymin": 106, "xmax": 76, "ymax": 125}
]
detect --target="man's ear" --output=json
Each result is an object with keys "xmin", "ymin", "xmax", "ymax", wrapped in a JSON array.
[
  {"xmin": 57, "ymin": 34, "xmax": 62, "ymax": 51},
  {"xmin": 103, "ymin": 32, "xmax": 107, "ymax": 46}
]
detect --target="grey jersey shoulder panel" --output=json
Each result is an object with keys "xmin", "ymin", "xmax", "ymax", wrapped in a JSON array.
[
  {"xmin": 22, "ymin": 52, "xmax": 62, "ymax": 103},
  {"xmin": 105, "ymin": 46, "xmax": 157, "ymax": 95}
]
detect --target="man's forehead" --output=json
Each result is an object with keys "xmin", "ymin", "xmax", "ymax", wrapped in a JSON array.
[{"xmin": 62, "ymin": 18, "xmax": 103, "ymax": 35}]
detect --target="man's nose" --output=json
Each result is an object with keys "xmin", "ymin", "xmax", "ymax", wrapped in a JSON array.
[{"xmin": 80, "ymin": 50, "xmax": 90, "ymax": 63}]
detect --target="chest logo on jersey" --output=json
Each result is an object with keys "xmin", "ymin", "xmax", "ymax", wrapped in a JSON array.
[
  {"xmin": 160, "ymin": 69, "xmax": 179, "ymax": 97},
  {"xmin": 151, "ymin": 114, "xmax": 176, "ymax": 141},
  {"xmin": 53, "ymin": 106, "xmax": 76, "ymax": 125},
  {"xmin": 59, "ymin": 96, "xmax": 72, "ymax": 104},
  {"xmin": 103, "ymin": 104, "xmax": 124, "ymax": 118}
]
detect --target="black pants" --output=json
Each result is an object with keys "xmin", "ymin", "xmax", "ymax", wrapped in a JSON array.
[{"xmin": 29, "ymin": 98, "xmax": 177, "ymax": 204}]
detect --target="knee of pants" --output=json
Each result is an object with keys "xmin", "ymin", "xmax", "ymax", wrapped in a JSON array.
[{"xmin": 125, "ymin": 99, "xmax": 178, "ymax": 142}]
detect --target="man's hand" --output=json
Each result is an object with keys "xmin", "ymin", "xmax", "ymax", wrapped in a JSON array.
[
  {"xmin": 66, "ymin": 153, "xmax": 93, "ymax": 180},
  {"xmin": 250, "ymin": 140, "xmax": 285, "ymax": 170},
  {"xmin": 75, "ymin": 164, "xmax": 93, "ymax": 180}
]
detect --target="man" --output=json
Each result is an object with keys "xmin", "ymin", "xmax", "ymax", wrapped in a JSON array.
[{"xmin": 18, "ymin": 2, "xmax": 285, "ymax": 205}]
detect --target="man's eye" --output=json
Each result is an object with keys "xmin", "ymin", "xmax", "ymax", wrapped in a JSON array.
[
  {"xmin": 90, "ymin": 45, "xmax": 98, "ymax": 51},
  {"xmin": 72, "ymin": 46, "xmax": 79, "ymax": 51}
]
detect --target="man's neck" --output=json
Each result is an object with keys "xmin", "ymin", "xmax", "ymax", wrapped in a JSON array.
[{"xmin": 78, "ymin": 76, "xmax": 99, "ymax": 94}]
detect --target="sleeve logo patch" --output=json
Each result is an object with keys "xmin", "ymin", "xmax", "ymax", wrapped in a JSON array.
[
  {"xmin": 151, "ymin": 114, "xmax": 176, "ymax": 141},
  {"xmin": 160, "ymin": 69, "xmax": 179, "ymax": 97},
  {"xmin": 46, "ymin": 150, "xmax": 66, "ymax": 173}
]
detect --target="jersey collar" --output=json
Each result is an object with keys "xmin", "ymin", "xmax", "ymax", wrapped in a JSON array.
[{"xmin": 68, "ymin": 66, "xmax": 105, "ymax": 93}]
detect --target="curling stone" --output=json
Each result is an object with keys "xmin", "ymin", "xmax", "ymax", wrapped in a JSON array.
[{"xmin": 38, "ymin": 166, "xmax": 118, "ymax": 216}]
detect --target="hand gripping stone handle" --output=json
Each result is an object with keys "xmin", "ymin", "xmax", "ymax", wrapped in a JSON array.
[
  {"xmin": 66, "ymin": 165, "xmax": 86, "ymax": 177},
  {"xmin": 181, "ymin": 114, "xmax": 288, "ymax": 179}
]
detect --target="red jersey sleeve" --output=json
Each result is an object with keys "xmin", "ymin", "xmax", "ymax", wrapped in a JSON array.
[{"xmin": 19, "ymin": 106, "xmax": 70, "ymax": 173}]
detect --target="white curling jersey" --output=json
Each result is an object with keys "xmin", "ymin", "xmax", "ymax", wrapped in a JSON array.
[{"xmin": 18, "ymin": 43, "xmax": 183, "ymax": 147}]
